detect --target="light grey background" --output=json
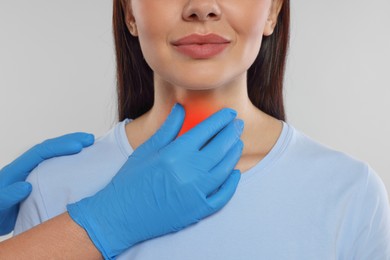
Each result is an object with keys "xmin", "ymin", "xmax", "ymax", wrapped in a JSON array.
[{"xmin": 0, "ymin": 1, "xmax": 389, "ymax": 240}]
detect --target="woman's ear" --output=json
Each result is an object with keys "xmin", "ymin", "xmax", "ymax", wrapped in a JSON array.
[
  {"xmin": 263, "ymin": 0, "xmax": 284, "ymax": 36},
  {"xmin": 121, "ymin": 0, "xmax": 138, "ymax": 36}
]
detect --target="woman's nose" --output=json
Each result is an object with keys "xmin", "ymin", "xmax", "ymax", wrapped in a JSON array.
[{"xmin": 182, "ymin": 0, "xmax": 222, "ymax": 22}]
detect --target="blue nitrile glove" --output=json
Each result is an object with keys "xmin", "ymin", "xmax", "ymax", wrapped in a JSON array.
[
  {"xmin": 0, "ymin": 132, "xmax": 94, "ymax": 235},
  {"xmin": 67, "ymin": 103, "xmax": 244, "ymax": 259}
]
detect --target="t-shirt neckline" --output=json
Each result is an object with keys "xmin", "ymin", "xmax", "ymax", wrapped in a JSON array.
[
  {"xmin": 237, "ymin": 121, "xmax": 292, "ymax": 183},
  {"xmin": 118, "ymin": 119, "xmax": 292, "ymax": 183}
]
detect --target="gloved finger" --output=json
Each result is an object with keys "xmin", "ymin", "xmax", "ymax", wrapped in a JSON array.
[
  {"xmin": 205, "ymin": 170, "xmax": 241, "ymax": 214},
  {"xmin": 0, "ymin": 182, "xmax": 32, "ymax": 211},
  {"xmin": 200, "ymin": 140, "xmax": 243, "ymax": 195},
  {"xmin": 0, "ymin": 133, "xmax": 94, "ymax": 185},
  {"xmin": 133, "ymin": 103, "xmax": 185, "ymax": 157},
  {"xmin": 0, "ymin": 207, "xmax": 17, "ymax": 235},
  {"xmin": 35, "ymin": 132, "xmax": 95, "ymax": 159},
  {"xmin": 179, "ymin": 108, "xmax": 237, "ymax": 151},
  {"xmin": 199, "ymin": 119, "xmax": 243, "ymax": 171}
]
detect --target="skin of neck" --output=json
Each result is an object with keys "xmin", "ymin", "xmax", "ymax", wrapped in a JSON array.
[{"xmin": 142, "ymin": 72, "xmax": 267, "ymax": 139}]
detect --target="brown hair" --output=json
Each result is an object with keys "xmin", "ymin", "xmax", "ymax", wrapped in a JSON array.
[{"xmin": 113, "ymin": 0, "xmax": 290, "ymax": 121}]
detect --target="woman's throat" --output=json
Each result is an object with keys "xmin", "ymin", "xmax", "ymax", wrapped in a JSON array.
[{"xmin": 177, "ymin": 103, "xmax": 219, "ymax": 137}]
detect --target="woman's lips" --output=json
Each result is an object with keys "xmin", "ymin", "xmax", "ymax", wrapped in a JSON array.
[
  {"xmin": 174, "ymin": 43, "xmax": 230, "ymax": 59},
  {"xmin": 172, "ymin": 33, "xmax": 230, "ymax": 59}
]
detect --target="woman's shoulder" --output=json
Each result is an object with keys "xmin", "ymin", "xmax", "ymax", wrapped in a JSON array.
[
  {"xmin": 27, "ymin": 120, "xmax": 130, "ymax": 181},
  {"xmin": 275, "ymin": 122, "xmax": 389, "ymax": 199},
  {"xmin": 21, "ymin": 120, "xmax": 132, "ymax": 216},
  {"xmin": 285, "ymin": 123, "xmax": 366, "ymax": 168},
  {"xmin": 276, "ymin": 123, "xmax": 389, "ymax": 216}
]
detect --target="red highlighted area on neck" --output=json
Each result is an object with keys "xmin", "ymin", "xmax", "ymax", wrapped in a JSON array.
[{"xmin": 177, "ymin": 103, "xmax": 216, "ymax": 137}]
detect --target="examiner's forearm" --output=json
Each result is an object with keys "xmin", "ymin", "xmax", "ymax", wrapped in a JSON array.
[{"xmin": 0, "ymin": 213, "xmax": 103, "ymax": 259}]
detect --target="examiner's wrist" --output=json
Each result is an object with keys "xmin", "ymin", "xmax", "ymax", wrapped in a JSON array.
[{"xmin": 62, "ymin": 212, "xmax": 104, "ymax": 260}]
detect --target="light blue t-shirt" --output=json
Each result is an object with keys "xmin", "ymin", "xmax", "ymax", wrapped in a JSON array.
[{"xmin": 14, "ymin": 120, "xmax": 390, "ymax": 259}]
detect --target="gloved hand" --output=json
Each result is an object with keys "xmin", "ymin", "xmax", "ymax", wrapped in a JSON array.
[
  {"xmin": 67, "ymin": 103, "xmax": 244, "ymax": 259},
  {"xmin": 0, "ymin": 132, "xmax": 94, "ymax": 235}
]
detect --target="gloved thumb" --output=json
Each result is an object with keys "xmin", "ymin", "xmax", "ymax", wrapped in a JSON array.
[
  {"xmin": 0, "ymin": 182, "xmax": 32, "ymax": 211},
  {"xmin": 133, "ymin": 103, "xmax": 185, "ymax": 157}
]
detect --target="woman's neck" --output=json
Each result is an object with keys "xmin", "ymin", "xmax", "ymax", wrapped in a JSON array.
[
  {"xmin": 125, "ymin": 75, "xmax": 283, "ymax": 173},
  {"xmin": 147, "ymin": 73, "xmax": 260, "ymax": 137}
]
